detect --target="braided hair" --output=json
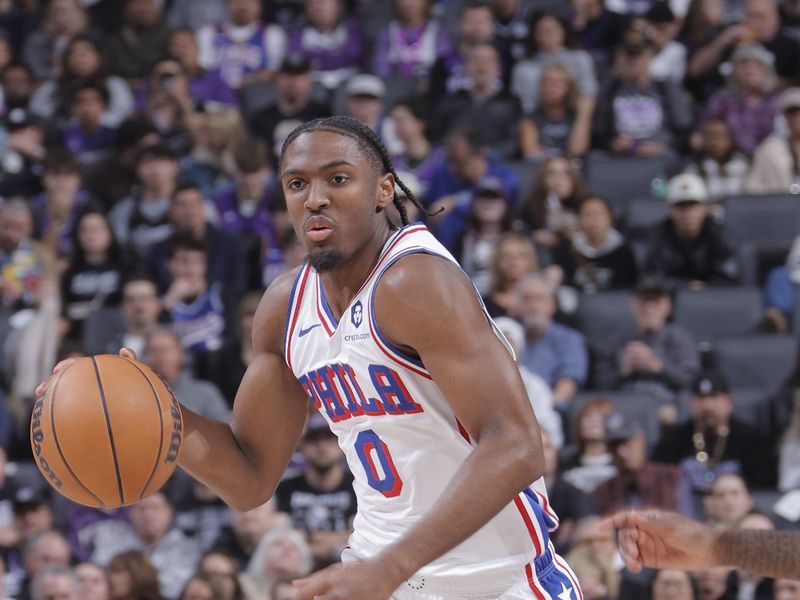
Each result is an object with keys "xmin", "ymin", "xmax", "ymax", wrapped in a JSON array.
[{"xmin": 280, "ymin": 115, "xmax": 430, "ymax": 228}]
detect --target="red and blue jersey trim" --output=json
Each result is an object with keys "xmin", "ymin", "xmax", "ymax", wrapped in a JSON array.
[
  {"xmin": 315, "ymin": 274, "xmax": 338, "ymax": 336},
  {"xmin": 284, "ymin": 264, "xmax": 311, "ymax": 371}
]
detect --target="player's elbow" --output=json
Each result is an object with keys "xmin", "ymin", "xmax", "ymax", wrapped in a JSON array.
[{"xmin": 491, "ymin": 421, "xmax": 545, "ymax": 485}]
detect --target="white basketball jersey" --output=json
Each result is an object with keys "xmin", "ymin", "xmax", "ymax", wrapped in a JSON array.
[{"xmin": 284, "ymin": 223, "xmax": 561, "ymax": 581}]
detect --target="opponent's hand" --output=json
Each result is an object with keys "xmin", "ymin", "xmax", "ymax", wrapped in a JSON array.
[
  {"xmin": 34, "ymin": 348, "xmax": 138, "ymax": 398},
  {"xmin": 291, "ymin": 560, "xmax": 400, "ymax": 600},
  {"xmin": 598, "ymin": 510, "xmax": 720, "ymax": 573}
]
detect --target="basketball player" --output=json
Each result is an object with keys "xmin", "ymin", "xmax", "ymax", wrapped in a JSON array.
[
  {"xmin": 38, "ymin": 116, "xmax": 581, "ymax": 600},
  {"xmin": 603, "ymin": 510, "xmax": 800, "ymax": 579}
]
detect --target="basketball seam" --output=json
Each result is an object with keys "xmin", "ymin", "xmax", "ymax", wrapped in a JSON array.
[
  {"xmin": 124, "ymin": 359, "xmax": 165, "ymax": 500},
  {"xmin": 49, "ymin": 363, "xmax": 106, "ymax": 507},
  {"xmin": 91, "ymin": 356, "xmax": 126, "ymax": 506}
]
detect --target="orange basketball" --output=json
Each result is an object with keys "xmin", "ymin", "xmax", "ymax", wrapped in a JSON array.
[{"xmin": 30, "ymin": 354, "xmax": 183, "ymax": 508}]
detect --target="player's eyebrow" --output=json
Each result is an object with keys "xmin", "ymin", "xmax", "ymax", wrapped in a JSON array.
[{"xmin": 282, "ymin": 160, "xmax": 356, "ymax": 177}]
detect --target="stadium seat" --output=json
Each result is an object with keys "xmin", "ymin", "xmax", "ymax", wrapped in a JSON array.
[
  {"xmin": 574, "ymin": 291, "xmax": 636, "ymax": 353},
  {"xmin": 728, "ymin": 387, "xmax": 771, "ymax": 433},
  {"xmin": 82, "ymin": 308, "xmax": 126, "ymax": 356},
  {"xmin": 623, "ymin": 197, "xmax": 669, "ymax": 238},
  {"xmin": 712, "ymin": 334, "xmax": 797, "ymax": 393},
  {"xmin": 507, "ymin": 161, "xmax": 540, "ymax": 206},
  {"xmin": 722, "ymin": 194, "xmax": 800, "ymax": 253},
  {"xmin": 672, "ymin": 287, "xmax": 762, "ymax": 341},
  {"xmin": 583, "ymin": 152, "xmax": 669, "ymax": 213},
  {"xmin": 570, "ymin": 390, "xmax": 663, "ymax": 449}
]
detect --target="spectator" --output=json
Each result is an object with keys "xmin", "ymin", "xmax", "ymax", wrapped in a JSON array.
[
  {"xmin": 695, "ymin": 43, "xmax": 780, "ymax": 157},
  {"xmin": 551, "ymin": 196, "xmax": 638, "ymax": 293},
  {"xmin": 241, "ymin": 529, "xmax": 312, "ymax": 599},
  {"xmin": 248, "ymin": 53, "xmax": 331, "ymax": 167},
  {"xmin": 1, "ymin": 63, "xmax": 36, "ymax": 114},
  {"xmin": 59, "ymin": 210, "xmax": 126, "ymax": 343},
  {"xmin": 592, "ymin": 411, "xmax": 683, "ymax": 515},
  {"xmin": 427, "ymin": 127, "xmax": 520, "ymax": 212},
  {"xmin": 178, "ymin": 573, "xmax": 226, "ymax": 600},
  {"xmin": 643, "ymin": 173, "xmax": 739, "ymax": 287},
  {"xmin": 59, "ymin": 82, "xmax": 117, "ymax": 171},
  {"xmin": 75, "ymin": 562, "xmax": 111, "ymax": 600},
  {"xmin": 196, "ymin": 0, "xmax": 287, "ymax": 90},
  {"xmin": 212, "ymin": 139, "xmax": 284, "ymax": 289},
  {"xmin": 779, "ymin": 388, "xmax": 800, "ymax": 491},
  {"xmin": 30, "ymin": 151, "xmax": 89, "ymax": 261},
  {"xmin": 106, "ymin": 550, "xmax": 165, "ymax": 600},
  {"xmin": 593, "ymin": 278, "xmax": 700, "ymax": 402},
  {"xmin": 776, "ymin": 579, "xmax": 800, "ymax": 600},
  {"xmin": 287, "ymin": 0, "xmax": 364, "ymax": 90},
  {"xmin": 644, "ymin": 1, "xmax": 687, "ymax": 82},
  {"xmin": 138, "ymin": 60, "xmax": 197, "ymax": 159},
  {"xmin": 31, "ymin": 566, "xmax": 79, "ymax": 600},
  {"xmin": 105, "ymin": 0, "xmax": 171, "ymax": 82},
  {"xmin": 275, "ymin": 413, "xmax": 356, "ymax": 569},
  {"xmin": 342, "ymin": 74, "xmax": 400, "ymax": 153},
  {"xmin": 684, "ymin": 119, "xmax": 750, "ymax": 201},
  {"xmin": 491, "ymin": 0, "xmax": 537, "ymax": 73},
  {"xmin": 108, "ymin": 145, "xmax": 179, "ymax": 259},
  {"xmin": 197, "ymin": 551, "xmax": 245, "ymax": 600},
  {"xmin": 482, "ymin": 232, "xmax": 540, "ymax": 318},
  {"xmin": 560, "ymin": 398, "xmax": 618, "ymax": 494},
  {"xmin": 20, "ymin": 0, "xmax": 90, "ymax": 80},
  {"xmin": 166, "ymin": 29, "xmax": 237, "ymax": 108},
  {"xmin": 570, "ymin": 0, "xmax": 630, "ymax": 66},
  {"xmin": 205, "ymin": 292, "xmax": 261, "ymax": 406},
  {"xmin": 593, "ymin": 28, "xmax": 693, "ymax": 157},
  {"xmin": 652, "ymin": 371, "xmax": 777, "ymax": 494},
  {"xmin": 784, "ymin": 0, "xmax": 800, "ymax": 39},
  {"xmin": 0, "ymin": 110, "xmax": 46, "ymax": 199},
  {"xmin": 493, "ymin": 317, "xmax": 564, "ymax": 448},
  {"xmin": 432, "ymin": 43, "xmax": 521, "ymax": 159},
  {"xmin": 167, "ymin": 0, "xmax": 227, "ymax": 31},
  {"xmin": 372, "ymin": 0, "xmax": 451, "ymax": 80},
  {"xmin": 388, "ymin": 97, "xmax": 444, "ymax": 204},
  {"xmin": 92, "ymin": 493, "xmax": 200, "ymax": 600},
  {"xmin": 20, "ymin": 531, "xmax": 72, "ymax": 600},
  {"xmin": 692, "ymin": 567, "xmax": 731, "ymax": 600},
  {"xmin": 702, "ymin": 474, "xmax": 753, "ymax": 528},
  {"xmin": 144, "ymin": 327, "xmax": 230, "ymax": 421},
  {"xmin": 511, "ymin": 10, "xmax": 598, "ymax": 115},
  {"xmin": 99, "ymin": 275, "xmax": 162, "ymax": 357},
  {"xmin": 514, "ymin": 273, "xmax": 588, "ymax": 406},
  {"xmin": 652, "ymin": 570, "xmax": 695, "ymax": 600},
  {"xmin": 427, "ymin": 0, "xmax": 496, "ymax": 105},
  {"xmin": 516, "ymin": 156, "xmax": 588, "ymax": 248},
  {"xmin": 148, "ymin": 184, "xmax": 246, "ymax": 293},
  {"xmin": 63, "ymin": 504, "xmax": 132, "ymax": 564},
  {"xmin": 171, "ymin": 480, "xmax": 230, "ymax": 555},
  {"xmin": 450, "ymin": 176, "xmax": 513, "ymax": 293},
  {"xmin": 518, "ymin": 63, "xmax": 593, "ymax": 160},
  {"xmin": 563, "ymin": 517, "xmax": 620, "ymax": 600},
  {"xmin": 746, "ymin": 87, "xmax": 800, "ymax": 193},
  {"xmin": 28, "ymin": 35, "xmax": 134, "ymax": 128},
  {"xmin": 211, "ymin": 500, "xmax": 289, "ymax": 568},
  {"xmin": 183, "ymin": 108, "xmax": 242, "ymax": 199}
]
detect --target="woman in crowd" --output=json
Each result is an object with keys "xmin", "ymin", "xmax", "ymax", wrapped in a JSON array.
[
  {"xmin": 372, "ymin": 0, "xmax": 452, "ymax": 80},
  {"xmin": 551, "ymin": 196, "xmax": 638, "ymax": 293},
  {"xmin": 683, "ymin": 118, "xmax": 749, "ymax": 201},
  {"xmin": 76, "ymin": 562, "xmax": 112, "ymax": 600},
  {"xmin": 178, "ymin": 573, "xmax": 227, "ymax": 600},
  {"xmin": 651, "ymin": 570, "xmax": 695, "ymax": 600},
  {"xmin": 140, "ymin": 58, "xmax": 196, "ymax": 158},
  {"xmin": 516, "ymin": 156, "xmax": 589, "ymax": 248},
  {"xmin": 197, "ymin": 551, "xmax": 246, "ymax": 600},
  {"xmin": 21, "ymin": 0, "xmax": 90, "ymax": 80},
  {"xmin": 481, "ymin": 232, "xmax": 540, "ymax": 318},
  {"xmin": 28, "ymin": 34, "xmax": 134, "ymax": 127},
  {"xmin": 511, "ymin": 10, "xmax": 597, "ymax": 115},
  {"xmin": 519, "ymin": 63, "xmax": 592, "ymax": 160},
  {"xmin": 561, "ymin": 398, "xmax": 618, "ymax": 494},
  {"xmin": 108, "ymin": 550, "xmax": 166, "ymax": 600},
  {"xmin": 241, "ymin": 529, "xmax": 313, "ymax": 599},
  {"xmin": 59, "ymin": 210, "xmax": 126, "ymax": 343},
  {"xmin": 287, "ymin": 0, "xmax": 365, "ymax": 90}
]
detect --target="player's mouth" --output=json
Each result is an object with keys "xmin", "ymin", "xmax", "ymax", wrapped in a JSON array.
[{"xmin": 304, "ymin": 216, "xmax": 335, "ymax": 243}]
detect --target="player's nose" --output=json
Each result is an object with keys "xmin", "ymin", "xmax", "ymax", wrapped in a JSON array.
[{"xmin": 304, "ymin": 181, "xmax": 331, "ymax": 212}]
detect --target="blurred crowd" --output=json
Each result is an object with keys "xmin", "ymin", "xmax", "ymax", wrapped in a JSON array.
[{"xmin": 2, "ymin": 0, "xmax": 800, "ymax": 598}]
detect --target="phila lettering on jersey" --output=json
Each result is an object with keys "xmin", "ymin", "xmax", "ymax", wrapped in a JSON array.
[{"xmin": 283, "ymin": 223, "xmax": 571, "ymax": 592}]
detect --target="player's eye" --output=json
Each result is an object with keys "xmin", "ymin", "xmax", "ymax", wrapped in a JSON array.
[
  {"xmin": 331, "ymin": 174, "xmax": 349, "ymax": 185},
  {"xmin": 287, "ymin": 179, "xmax": 305, "ymax": 191}
]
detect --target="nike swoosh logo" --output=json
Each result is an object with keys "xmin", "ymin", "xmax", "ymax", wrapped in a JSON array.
[{"xmin": 298, "ymin": 324, "xmax": 321, "ymax": 337}]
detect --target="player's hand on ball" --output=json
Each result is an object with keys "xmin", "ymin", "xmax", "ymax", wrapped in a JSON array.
[
  {"xmin": 291, "ymin": 560, "xmax": 399, "ymax": 600},
  {"xmin": 34, "ymin": 347, "xmax": 138, "ymax": 398}
]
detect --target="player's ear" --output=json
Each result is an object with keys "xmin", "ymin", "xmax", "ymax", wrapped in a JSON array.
[{"xmin": 376, "ymin": 172, "xmax": 395, "ymax": 211}]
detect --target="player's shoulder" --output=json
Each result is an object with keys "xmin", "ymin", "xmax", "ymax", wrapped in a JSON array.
[
  {"xmin": 252, "ymin": 266, "xmax": 305, "ymax": 353},
  {"xmin": 376, "ymin": 251, "xmax": 474, "ymax": 307}
]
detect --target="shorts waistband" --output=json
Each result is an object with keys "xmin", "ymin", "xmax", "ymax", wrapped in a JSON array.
[{"xmin": 397, "ymin": 548, "xmax": 553, "ymax": 596}]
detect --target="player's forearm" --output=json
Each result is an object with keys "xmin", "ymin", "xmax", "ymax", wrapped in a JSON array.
[
  {"xmin": 177, "ymin": 408, "xmax": 277, "ymax": 511},
  {"xmin": 717, "ymin": 529, "xmax": 800, "ymax": 579},
  {"xmin": 378, "ymin": 429, "xmax": 543, "ymax": 583}
]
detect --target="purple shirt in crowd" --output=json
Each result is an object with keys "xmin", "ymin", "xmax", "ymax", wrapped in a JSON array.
[
  {"xmin": 698, "ymin": 89, "xmax": 780, "ymax": 156},
  {"xmin": 30, "ymin": 190, "xmax": 90, "ymax": 258},
  {"xmin": 372, "ymin": 20, "xmax": 452, "ymax": 78},
  {"xmin": 62, "ymin": 124, "xmax": 117, "ymax": 167},
  {"xmin": 287, "ymin": 19, "xmax": 365, "ymax": 73}
]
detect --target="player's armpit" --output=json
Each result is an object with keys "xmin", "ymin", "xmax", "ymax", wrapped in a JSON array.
[{"xmin": 178, "ymin": 269, "xmax": 308, "ymax": 511}]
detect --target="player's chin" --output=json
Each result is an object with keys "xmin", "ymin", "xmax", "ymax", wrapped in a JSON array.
[{"xmin": 308, "ymin": 247, "xmax": 346, "ymax": 272}]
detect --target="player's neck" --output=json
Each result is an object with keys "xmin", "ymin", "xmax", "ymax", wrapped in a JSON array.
[{"xmin": 317, "ymin": 226, "xmax": 392, "ymax": 320}]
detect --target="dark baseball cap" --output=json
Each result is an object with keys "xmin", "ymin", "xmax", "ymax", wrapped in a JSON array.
[
  {"xmin": 280, "ymin": 53, "xmax": 311, "ymax": 75},
  {"xmin": 4, "ymin": 108, "xmax": 40, "ymax": 132},
  {"xmin": 645, "ymin": 1, "xmax": 675, "ymax": 23},
  {"xmin": 303, "ymin": 412, "xmax": 334, "ymax": 441},
  {"xmin": 12, "ymin": 486, "xmax": 50, "ymax": 512},
  {"xmin": 604, "ymin": 411, "xmax": 644, "ymax": 444},
  {"xmin": 692, "ymin": 371, "xmax": 730, "ymax": 397},
  {"xmin": 634, "ymin": 277, "xmax": 669, "ymax": 299},
  {"xmin": 620, "ymin": 28, "xmax": 654, "ymax": 56}
]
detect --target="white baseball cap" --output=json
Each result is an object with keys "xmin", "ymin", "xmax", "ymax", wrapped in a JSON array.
[{"xmin": 667, "ymin": 173, "xmax": 708, "ymax": 205}]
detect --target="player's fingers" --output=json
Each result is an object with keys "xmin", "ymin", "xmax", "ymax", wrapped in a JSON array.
[
  {"xmin": 118, "ymin": 347, "xmax": 138, "ymax": 361},
  {"xmin": 292, "ymin": 575, "xmax": 330, "ymax": 600},
  {"xmin": 35, "ymin": 357, "xmax": 78, "ymax": 396}
]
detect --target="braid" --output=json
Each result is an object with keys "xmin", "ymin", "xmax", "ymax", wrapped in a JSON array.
[{"xmin": 281, "ymin": 116, "xmax": 434, "ymax": 227}]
